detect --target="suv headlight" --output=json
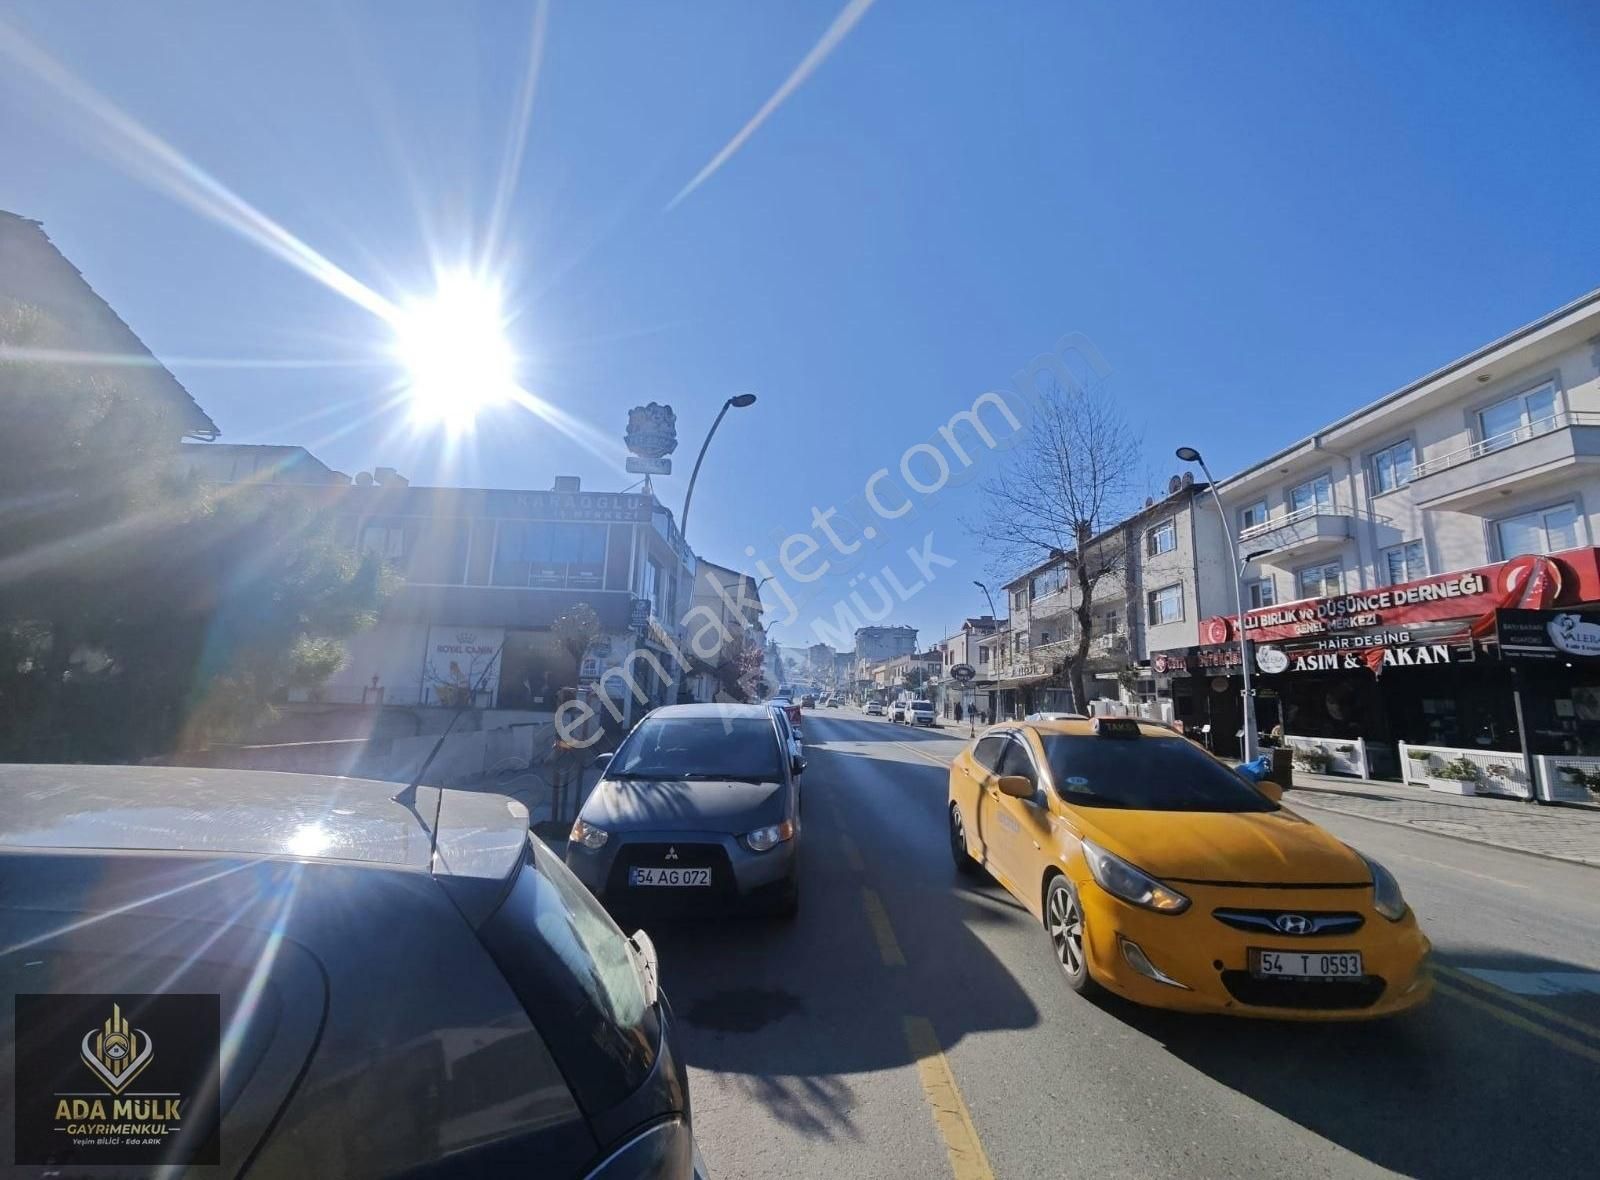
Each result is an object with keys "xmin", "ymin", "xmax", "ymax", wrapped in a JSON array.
[
  {"xmin": 1082, "ymin": 840, "xmax": 1190, "ymax": 914},
  {"xmin": 744, "ymin": 820, "xmax": 796, "ymax": 852},
  {"xmin": 1359, "ymin": 852, "xmax": 1408, "ymax": 921},
  {"xmin": 569, "ymin": 818, "xmax": 609, "ymax": 849}
]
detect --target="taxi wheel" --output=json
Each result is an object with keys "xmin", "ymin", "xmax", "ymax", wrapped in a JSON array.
[
  {"xmin": 948, "ymin": 804, "xmax": 979, "ymax": 876},
  {"xmin": 1045, "ymin": 876, "xmax": 1099, "ymax": 995}
]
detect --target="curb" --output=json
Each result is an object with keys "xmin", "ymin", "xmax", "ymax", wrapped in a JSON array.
[{"xmin": 1287, "ymin": 793, "xmax": 1600, "ymax": 871}]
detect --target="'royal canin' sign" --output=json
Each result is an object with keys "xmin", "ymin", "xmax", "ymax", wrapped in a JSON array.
[{"xmin": 1204, "ymin": 549, "xmax": 1600, "ymax": 645}]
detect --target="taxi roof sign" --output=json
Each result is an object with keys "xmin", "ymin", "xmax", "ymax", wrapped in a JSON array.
[{"xmin": 1093, "ymin": 716, "xmax": 1142, "ymax": 739}]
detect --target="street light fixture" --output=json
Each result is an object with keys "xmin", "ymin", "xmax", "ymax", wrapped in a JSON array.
[
  {"xmin": 1176, "ymin": 445, "xmax": 1260, "ymax": 762},
  {"xmin": 680, "ymin": 393, "xmax": 758, "ymax": 542}
]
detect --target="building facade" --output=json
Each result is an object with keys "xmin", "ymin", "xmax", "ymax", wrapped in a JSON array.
[{"xmin": 853, "ymin": 625, "xmax": 917, "ymax": 665}]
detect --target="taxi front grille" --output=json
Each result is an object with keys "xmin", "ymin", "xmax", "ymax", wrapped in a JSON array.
[
  {"xmin": 1212, "ymin": 909, "xmax": 1365, "ymax": 937},
  {"xmin": 1220, "ymin": 971, "xmax": 1387, "ymax": 1010}
]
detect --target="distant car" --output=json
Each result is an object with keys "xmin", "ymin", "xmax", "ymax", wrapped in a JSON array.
[
  {"xmin": 0, "ymin": 764, "xmax": 701, "ymax": 1177},
  {"xmin": 865, "ymin": 701, "xmax": 885, "ymax": 716},
  {"xmin": 1025, "ymin": 711, "xmax": 1089, "ymax": 722},
  {"xmin": 890, "ymin": 701, "xmax": 908, "ymax": 723},
  {"xmin": 908, "ymin": 700, "xmax": 936, "ymax": 726},
  {"xmin": 800, "ymin": 694, "xmax": 816, "ymax": 708},
  {"xmin": 826, "ymin": 698, "xmax": 840, "ymax": 708},
  {"xmin": 569, "ymin": 704, "xmax": 803, "ymax": 919}
]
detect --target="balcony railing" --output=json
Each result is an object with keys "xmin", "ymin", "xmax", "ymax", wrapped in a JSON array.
[
  {"xmin": 1238, "ymin": 501, "xmax": 1345, "ymax": 543},
  {"xmin": 1410, "ymin": 411, "xmax": 1600, "ymax": 480}
]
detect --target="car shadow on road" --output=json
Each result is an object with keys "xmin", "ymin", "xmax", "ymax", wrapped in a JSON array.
[{"xmin": 1100, "ymin": 947, "xmax": 1600, "ymax": 1178}]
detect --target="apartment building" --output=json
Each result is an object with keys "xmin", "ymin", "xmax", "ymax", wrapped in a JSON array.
[
  {"xmin": 854, "ymin": 625, "xmax": 918, "ymax": 665},
  {"xmin": 1163, "ymin": 289, "xmax": 1600, "ymax": 798}
]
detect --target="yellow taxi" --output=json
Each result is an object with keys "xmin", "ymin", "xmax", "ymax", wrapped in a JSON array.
[{"xmin": 947, "ymin": 716, "xmax": 1431, "ymax": 1019}]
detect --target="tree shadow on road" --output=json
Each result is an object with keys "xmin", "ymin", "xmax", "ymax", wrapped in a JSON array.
[{"xmin": 1100, "ymin": 947, "xmax": 1600, "ymax": 1178}]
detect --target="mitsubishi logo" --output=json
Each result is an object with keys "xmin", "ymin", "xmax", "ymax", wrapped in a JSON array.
[
  {"xmin": 664, "ymin": 847, "xmax": 679, "ymax": 861},
  {"xmin": 1274, "ymin": 913, "xmax": 1313, "ymax": 935}
]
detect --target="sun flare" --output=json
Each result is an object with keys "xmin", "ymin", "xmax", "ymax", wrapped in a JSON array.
[{"xmin": 390, "ymin": 272, "xmax": 517, "ymax": 430}]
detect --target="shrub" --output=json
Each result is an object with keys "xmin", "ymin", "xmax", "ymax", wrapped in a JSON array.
[{"xmin": 1433, "ymin": 757, "xmax": 1481, "ymax": 782}]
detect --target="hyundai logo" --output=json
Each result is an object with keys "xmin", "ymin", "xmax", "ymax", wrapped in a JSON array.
[
  {"xmin": 665, "ymin": 847, "xmax": 679, "ymax": 861},
  {"xmin": 1274, "ymin": 913, "xmax": 1313, "ymax": 935}
]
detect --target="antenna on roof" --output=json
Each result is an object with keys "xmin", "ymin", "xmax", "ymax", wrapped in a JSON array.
[{"xmin": 392, "ymin": 637, "xmax": 508, "ymax": 869}]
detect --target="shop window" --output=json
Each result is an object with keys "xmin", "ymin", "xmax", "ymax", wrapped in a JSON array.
[
  {"xmin": 1238, "ymin": 500, "xmax": 1269, "ymax": 531},
  {"xmin": 1246, "ymin": 578, "xmax": 1275, "ymax": 609},
  {"xmin": 1297, "ymin": 561, "xmax": 1343, "ymax": 599},
  {"xmin": 1493, "ymin": 501, "xmax": 1581, "ymax": 559},
  {"xmin": 1383, "ymin": 541, "xmax": 1427, "ymax": 585},
  {"xmin": 1370, "ymin": 439, "xmax": 1415, "ymax": 494},
  {"xmin": 1146, "ymin": 519, "xmax": 1177, "ymax": 556},
  {"xmin": 1288, "ymin": 473, "xmax": 1334, "ymax": 515},
  {"xmin": 1147, "ymin": 584, "xmax": 1183, "ymax": 626},
  {"xmin": 1479, "ymin": 380, "xmax": 1559, "ymax": 450}
]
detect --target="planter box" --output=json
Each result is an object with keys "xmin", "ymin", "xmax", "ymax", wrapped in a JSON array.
[{"xmin": 1427, "ymin": 778, "xmax": 1477, "ymax": 796}]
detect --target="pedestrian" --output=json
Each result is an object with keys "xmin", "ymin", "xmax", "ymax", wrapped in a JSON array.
[{"xmin": 954, "ymin": 702, "xmax": 964, "ymax": 722}]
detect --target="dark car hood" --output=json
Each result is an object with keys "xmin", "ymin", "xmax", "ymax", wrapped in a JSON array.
[{"xmin": 581, "ymin": 778, "xmax": 786, "ymax": 834}]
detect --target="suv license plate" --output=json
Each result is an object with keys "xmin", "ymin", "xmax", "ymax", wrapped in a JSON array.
[
  {"xmin": 1250, "ymin": 949, "xmax": 1363, "ymax": 980},
  {"xmin": 629, "ymin": 867, "xmax": 712, "ymax": 887}
]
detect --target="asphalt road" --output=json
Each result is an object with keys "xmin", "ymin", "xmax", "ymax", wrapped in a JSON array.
[{"xmin": 647, "ymin": 710, "xmax": 1600, "ymax": 1180}]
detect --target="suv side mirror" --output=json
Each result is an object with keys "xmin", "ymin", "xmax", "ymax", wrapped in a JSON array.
[
  {"xmin": 997, "ymin": 774, "xmax": 1034, "ymax": 798},
  {"xmin": 792, "ymin": 754, "xmax": 808, "ymax": 777},
  {"xmin": 1256, "ymin": 780, "xmax": 1283, "ymax": 802}
]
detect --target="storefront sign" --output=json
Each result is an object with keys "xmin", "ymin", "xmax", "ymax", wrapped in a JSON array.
[
  {"xmin": 486, "ymin": 490, "xmax": 654, "ymax": 523},
  {"xmin": 1277, "ymin": 642, "xmax": 1472, "ymax": 673},
  {"xmin": 422, "ymin": 626, "xmax": 504, "ymax": 707},
  {"xmin": 1255, "ymin": 645, "xmax": 1289, "ymax": 674},
  {"xmin": 1496, "ymin": 609, "xmax": 1600, "ymax": 662},
  {"xmin": 1205, "ymin": 550, "xmax": 1599, "ymax": 645}
]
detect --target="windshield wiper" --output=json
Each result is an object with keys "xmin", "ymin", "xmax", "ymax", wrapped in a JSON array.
[{"xmin": 679, "ymin": 772, "xmax": 776, "ymax": 783}]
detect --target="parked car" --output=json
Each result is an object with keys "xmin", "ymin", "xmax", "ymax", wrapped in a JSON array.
[
  {"xmin": 908, "ymin": 699, "xmax": 936, "ymax": 726},
  {"xmin": 770, "ymin": 700, "xmax": 804, "ymax": 767},
  {"xmin": 767, "ymin": 695, "xmax": 803, "ymax": 740},
  {"xmin": 865, "ymin": 701, "xmax": 885, "ymax": 716},
  {"xmin": 568, "ymin": 704, "xmax": 804, "ymax": 919},
  {"xmin": 890, "ymin": 701, "xmax": 908, "ymax": 723},
  {"xmin": 0, "ymin": 764, "xmax": 702, "ymax": 1178},
  {"xmin": 800, "ymin": 694, "xmax": 816, "ymax": 708}
]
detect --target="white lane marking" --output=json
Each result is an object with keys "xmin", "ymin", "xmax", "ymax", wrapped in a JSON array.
[{"xmin": 1458, "ymin": 968, "xmax": 1600, "ymax": 997}]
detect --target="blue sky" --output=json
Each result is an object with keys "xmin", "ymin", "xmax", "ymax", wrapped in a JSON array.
[{"xmin": 4, "ymin": 1, "xmax": 1599, "ymax": 649}]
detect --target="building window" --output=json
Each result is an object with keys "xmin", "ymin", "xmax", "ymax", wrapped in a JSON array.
[
  {"xmin": 1493, "ymin": 501, "xmax": 1581, "ymax": 559},
  {"xmin": 1146, "ymin": 519, "xmax": 1177, "ymax": 556},
  {"xmin": 492, "ymin": 522, "xmax": 607, "ymax": 588},
  {"xmin": 1383, "ymin": 541, "xmax": 1427, "ymax": 585},
  {"xmin": 360, "ymin": 520, "xmax": 408, "ymax": 560},
  {"xmin": 1371, "ymin": 439, "xmax": 1416, "ymax": 494},
  {"xmin": 1239, "ymin": 500, "xmax": 1269, "ymax": 531},
  {"xmin": 1246, "ymin": 577, "xmax": 1275, "ymax": 609},
  {"xmin": 1147, "ymin": 584, "xmax": 1183, "ymax": 626},
  {"xmin": 1101, "ymin": 609, "xmax": 1120, "ymax": 634},
  {"xmin": 1039, "ymin": 631, "xmax": 1051, "ymax": 645},
  {"xmin": 1010, "ymin": 589, "xmax": 1028, "ymax": 613},
  {"xmin": 1288, "ymin": 473, "xmax": 1334, "ymax": 515},
  {"xmin": 1297, "ymin": 561, "xmax": 1343, "ymax": 599},
  {"xmin": 1479, "ymin": 380, "xmax": 1559, "ymax": 449},
  {"xmin": 1031, "ymin": 565, "xmax": 1066, "ymax": 599},
  {"xmin": 408, "ymin": 520, "xmax": 471, "ymax": 584}
]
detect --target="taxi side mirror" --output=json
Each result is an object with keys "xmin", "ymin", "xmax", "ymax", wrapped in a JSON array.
[
  {"xmin": 1256, "ymin": 780, "xmax": 1284, "ymax": 803},
  {"xmin": 792, "ymin": 754, "xmax": 808, "ymax": 777},
  {"xmin": 997, "ymin": 774, "xmax": 1034, "ymax": 798}
]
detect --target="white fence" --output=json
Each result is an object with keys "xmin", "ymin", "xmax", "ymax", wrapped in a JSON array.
[
  {"xmin": 1284, "ymin": 734, "xmax": 1369, "ymax": 779},
  {"xmin": 1398, "ymin": 743, "xmax": 1532, "ymax": 800},
  {"xmin": 1530, "ymin": 755, "xmax": 1600, "ymax": 804}
]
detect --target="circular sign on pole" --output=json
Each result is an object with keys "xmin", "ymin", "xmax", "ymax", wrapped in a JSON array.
[
  {"xmin": 1210, "ymin": 676, "xmax": 1230, "ymax": 693},
  {"xmin": 950, "ymin": 663, "xmax": 977, "ymax": 683}
]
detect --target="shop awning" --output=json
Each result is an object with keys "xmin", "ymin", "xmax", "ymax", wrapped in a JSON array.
[{"xmin": 994, "ymin": 673, "xmax": 1052, "ymax": 689}]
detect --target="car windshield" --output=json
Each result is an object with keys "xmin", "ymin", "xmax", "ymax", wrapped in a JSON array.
[
  {"xmin": 1042, "ymin": 735, "xmax": 1278, "ymax": 813},
  {"xmin": 609, "ymin": 716, "xmax": 784, "ymax": 782}
]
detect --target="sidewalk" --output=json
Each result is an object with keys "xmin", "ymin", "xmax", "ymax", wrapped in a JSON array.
[{"xmin": 1285, "ymin": 772, "xmax": 1600, "ymax": 868}]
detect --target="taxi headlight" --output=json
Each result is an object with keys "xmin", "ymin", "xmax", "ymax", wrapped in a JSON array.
[
  {"xmin": 1360, "ymin": 852, "xmax": 1408, "ymax": 921},
  {"xmin": 744, "ymin": 819, "xmax": 796, "ymax": 853},
  {"xmin": 1082, "ymin": 841, "xmax": 1190, "ymax": 914},
  {"xmin": 569, "ymin": 818, "xmax": 609, "ymax": 849}
]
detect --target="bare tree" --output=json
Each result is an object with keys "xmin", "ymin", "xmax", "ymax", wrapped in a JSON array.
[{"xmin": 970, "ymin": 379, "xmax": 1143, "ymax": 710}]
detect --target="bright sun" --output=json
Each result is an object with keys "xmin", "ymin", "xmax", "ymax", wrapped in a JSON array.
[{"xmin": 391, "ymin": 272, "xmax": 517, "ymax": 430}]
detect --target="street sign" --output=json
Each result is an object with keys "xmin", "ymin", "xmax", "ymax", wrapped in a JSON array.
[
  {"xmin": 630, "ymin": 598, "xmax": 652, "ymax": 629},
  {"xmin": 949, "ymin": 663, "xmax": 977, "ymax": 683},
  {"xmin": 625, "ymin": 455, "xmax": 672, "ymax": 475}
]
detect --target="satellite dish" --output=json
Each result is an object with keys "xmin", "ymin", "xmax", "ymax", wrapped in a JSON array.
[
  {"xmin": 1167, "ymin": 475, "xmax": 1183, "ymax": 494},
  {"xmin": 1145, "ymin": 496, "xmax": 1154, "ymax": 508},
  {"xmin": 1182, "ymin": 472, "xmax": 1194, "ymax": 486}
]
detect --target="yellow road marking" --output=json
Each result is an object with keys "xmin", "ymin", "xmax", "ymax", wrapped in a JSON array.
[
  {"xmin": 894, "ymin": 740, "xmax": 954, "ymax": 768},
  {"xmin": 1435, "ymin": 980, "xmax": 1600, "ymax": 1067},
  {"xmin": 839, "ymin": 832, "xmax": 866, "ymax": 873},
  {"xmin": 903, "ymin": 1016, "xmax": 996, "ymax": 1180},
  {"xmin": 861, "ymin": 887, "xmax": 906, "ymax": 967},
  {"xmin": 1436, "ymin": 964, "xmax": 1600, "ymax": 1042}
]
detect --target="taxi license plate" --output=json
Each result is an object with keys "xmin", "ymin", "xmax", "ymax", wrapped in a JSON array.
[
  {"xmin": 1250, "ymin": 948, "xmax": 1363, "ymax": 980},
  {"xmin": 629, "ymin": 867, "xmax": 712, "ymax": 887}
]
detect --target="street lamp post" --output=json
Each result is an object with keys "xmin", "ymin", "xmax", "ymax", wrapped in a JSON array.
[
  {"xmin": 680, "ymin": 393, "xmax": 757, "ymax": 542},
  {"xmin": 973, "ymin": 580, "xmax": 999, "ymax": 730},
  {"xmin": 1176, "ymin": 446, "xmax": 1260, "ymax": 763}
]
